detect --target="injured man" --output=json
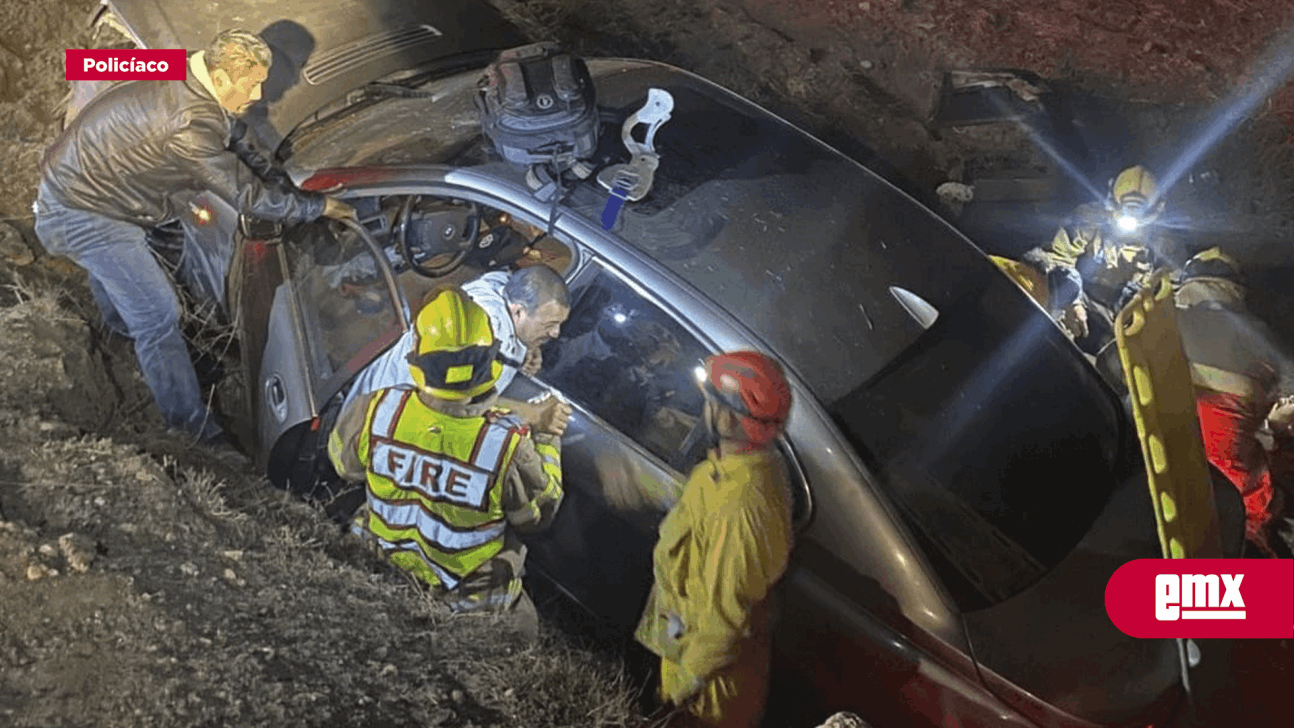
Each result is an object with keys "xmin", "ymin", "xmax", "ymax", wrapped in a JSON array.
[{"xmin": 344, "ymin": 263, "xmax": 574, "ymax": 438}]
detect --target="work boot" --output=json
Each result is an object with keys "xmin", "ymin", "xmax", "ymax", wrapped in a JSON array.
[{"xmin": 501, "ymin": 591, "xmax": 540, "ymax": 645}]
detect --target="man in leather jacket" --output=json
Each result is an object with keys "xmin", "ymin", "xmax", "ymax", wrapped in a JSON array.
[{"xmin": 34, "ymin": 29, "xmax": 353, "ymax": 445}]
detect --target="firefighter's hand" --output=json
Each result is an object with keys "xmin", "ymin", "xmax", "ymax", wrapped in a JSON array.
[
  {"xmin": 322, "ymin": 197, "xmax": 357, "ymax": 221},
  {"xmin": 1268, "ymin": 395, "xmax": 1294, "ymax": 435},
  {"xmin": 521, "ymin": 347, "xmax": 543, "ymax": 377},
  {"xmin": 1059, "ymin": 301, "xmax": 1088, "ymax": 340},
  {"xmin": 532, "ymin": 396, "xmax": 572, "ymax": 437},
  {"xmin": 596, "ymin": 452, "xmax": 650, "ymax": 511}
]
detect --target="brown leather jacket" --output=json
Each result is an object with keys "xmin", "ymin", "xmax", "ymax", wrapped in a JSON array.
[{"xmin": 39, "ymin": 68, "xmax": 323, "ymax": 227}]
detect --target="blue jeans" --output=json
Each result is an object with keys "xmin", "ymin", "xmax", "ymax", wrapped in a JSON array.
[{"xmin": 34, "ymin": 182, "xmax": 223, "ymax": 441}]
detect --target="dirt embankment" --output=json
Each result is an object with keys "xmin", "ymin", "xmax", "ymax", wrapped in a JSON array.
[
  {"xmin": 0, "ymin": 292, "xmax": 644, "ymax": 727},
  {"xmin": 3, "ymin": 0, "xmax": 1294, "ymax": 726}
]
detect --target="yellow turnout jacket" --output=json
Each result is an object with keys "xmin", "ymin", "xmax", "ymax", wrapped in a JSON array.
[{"xmin": 635, "ymin": 447, "xmax": 793, "ymax": 726}]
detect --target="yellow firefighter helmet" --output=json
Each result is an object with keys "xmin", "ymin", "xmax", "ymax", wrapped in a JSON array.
[
  {"xmin": 406, "ymin": 287, "xmax": 502, "ymax": 400},
  {"xmin": 1110, "ymin": 165, "xmax": 1165, "ymax": 229}
]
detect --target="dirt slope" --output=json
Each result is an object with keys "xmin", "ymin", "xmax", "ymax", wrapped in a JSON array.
[
  {"xmin": 0, "ymin": 288, "xmax": 644, "ymax": 725},
  {"xmin": 2, "ymin": 0, "xmax": 1294, "ymax": 726}
]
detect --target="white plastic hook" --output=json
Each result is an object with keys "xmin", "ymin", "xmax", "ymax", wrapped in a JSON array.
[
  {"xmin": 598, "ymin": 88, "xmax": 675, "ymax": 202},
  {"xmin": 622, "ymin": 88, "xmax": 674, "ymax": 156}
]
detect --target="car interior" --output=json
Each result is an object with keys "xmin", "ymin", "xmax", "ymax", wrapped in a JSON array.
[
  {"xmin": 274, "ymin": 190, "xmax": 813, "ymax": 536},
  {"xmin": 283, "ymin": 194, "xmax": 578, "ymax": 379}
]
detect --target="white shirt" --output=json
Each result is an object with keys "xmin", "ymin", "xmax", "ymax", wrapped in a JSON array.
[
  {"xmin": 461, "ymin": 271, "xmax": 527, "ymax": 395},
  {"xmin": 343, "ymin": 272, "xmax": 524, "ymax": 411}
]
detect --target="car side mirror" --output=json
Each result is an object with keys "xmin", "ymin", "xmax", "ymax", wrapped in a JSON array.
[{"xmin": 238, "ymin": 213, "xmax": 284, "ymax": 242}]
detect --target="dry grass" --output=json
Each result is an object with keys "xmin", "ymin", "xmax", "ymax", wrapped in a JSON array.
[{"xmin": 0, "ymin": 262, "xmax": 649, "ymax": 727}]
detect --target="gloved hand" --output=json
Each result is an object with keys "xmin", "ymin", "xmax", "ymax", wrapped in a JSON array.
[
  {"xmin": 322, "ymin": 197, "xmax": 357, "ymax": 221},
  {"xmin": 1058, "ymin": 301, "xmax": 1089, "ymax": 340},
  {"xmin": 1268, "ymin": 395, "xmax": 1294, "ymax": 436},
  {"xmin": 1045, "ymin": 266, "xmax": 1082, "ymax": 313},
  {"xmin": 536, "ymin": 396, "xmax": 572, "ymax": 437},
  {"xmin": 1116, "ymin": 280, "xmax": 1143, "ymax": 311},
  {"xmin": 517, "ymin": 393, "xmax": 572, "ymax": 437}
]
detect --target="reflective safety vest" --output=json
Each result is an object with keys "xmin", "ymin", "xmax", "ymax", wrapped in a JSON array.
[{"xmin": 357, "ymin": 389, "xmax": 525, "ymax": 590}]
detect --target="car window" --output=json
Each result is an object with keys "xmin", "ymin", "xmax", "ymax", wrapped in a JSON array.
[
  {"xmin": 541, "ymin": 263, "xmax": 709, "ymax": 471},
  {"xmin": 286, "ymin": 219, "xmax": 402, "ymax": 381},
  {"xmin": 828, "ymin": 279, "xmax": 1129, "ymax": 612}
]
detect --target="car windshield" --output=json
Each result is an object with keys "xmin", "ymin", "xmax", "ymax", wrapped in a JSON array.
[
  {"xmin": 827, "ymin": 279, "xmax": 1129, "ymax": 611},
  {"xmin": 562, "ymin": 64, "xmax": 990, "ymax": 404}
]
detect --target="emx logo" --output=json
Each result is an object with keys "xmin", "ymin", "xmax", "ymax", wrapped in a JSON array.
[
  {"xmin": 1106, "ymin": 559, "xmax": 1292, "ymax": 638},
  {"xmin": 1155, "ymin": 573, "xmax": 1245, "ymax": 621}
]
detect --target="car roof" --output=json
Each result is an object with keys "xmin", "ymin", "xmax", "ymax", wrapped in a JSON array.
[
  {"xmin": 288, "ymin": 58, "xmax": 1002, "ymax": 404},
  {"xmin": 570, "ymin": 62, "xmax": 1001, "ymax": 403},
  {"xmin": 105, "ymin": 0, "xmax": 526, "ymax": 145}
]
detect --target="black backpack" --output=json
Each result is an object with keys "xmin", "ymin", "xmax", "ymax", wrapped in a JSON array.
[{"xmin": 476, "ymin": 43, "xmax": 598, "ymax": 167}]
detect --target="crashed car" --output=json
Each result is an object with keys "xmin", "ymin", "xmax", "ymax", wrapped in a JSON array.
[{"xmin": 96, "ymin": 1, "xmax": 1246, "ymax": 726}]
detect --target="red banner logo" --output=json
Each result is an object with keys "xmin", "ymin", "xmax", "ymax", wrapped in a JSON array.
[
  {"xmin": 1105, "ymin": 559, "xmax": 1293, "ymax": 638},
  {"xmin": 66, "ymin": 49, "xmax": 187, "ymax": 81}
]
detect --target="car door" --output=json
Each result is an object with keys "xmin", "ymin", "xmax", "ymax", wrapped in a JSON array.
[{"xmin": 510, "ymin": 258, "xmax": 718, "ymax": 631}]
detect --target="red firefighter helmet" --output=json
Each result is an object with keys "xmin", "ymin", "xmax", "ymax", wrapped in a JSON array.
[{"xmin": 699, "ymin": 351, "xmax": 793, "ymax": 444}]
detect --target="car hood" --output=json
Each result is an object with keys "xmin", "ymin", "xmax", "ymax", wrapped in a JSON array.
[{"xmin": 106, "ymin": 0, "xmax": 524, "ymax": 144}]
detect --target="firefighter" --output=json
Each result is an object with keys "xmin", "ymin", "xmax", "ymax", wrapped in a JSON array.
[
  {"xmin": 635, "ymin": 351, "xmax": 795, "ymax": 728},
  {"xmin": 1021, "ymin": 164, "xmax": 1184, "ymax": 351},
  {"xmin": 327, "ymin": 288, "xmax": 564, "ymax": 638},
  {"xmin": 1175, "ymin": 247, "xmax": 1288, "ymax": 557},
  {"xmin": 990, "ymin": 255, "xmax": 1086, "ymax": 339}
]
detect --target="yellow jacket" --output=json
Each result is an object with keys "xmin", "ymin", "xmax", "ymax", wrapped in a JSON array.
[
  {"xmin": 328, "ymin": 387, "xmax": 562, "ymax": 592},
  {"xmin": 635, "ymin": 448, "xmax": 793, "ymax": 711},
  {"xmin": 1032, "ymin": 202, "xmax": 1182, "ymax": 307}
]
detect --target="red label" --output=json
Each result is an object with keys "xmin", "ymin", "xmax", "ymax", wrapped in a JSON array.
[
  {"xmin": 1105, "ymin": 559, "xmax": 1293, "ymax": 638},
  {"xmin": 66, "ymin": 49, "xmax": 187, "ymax": 81}
]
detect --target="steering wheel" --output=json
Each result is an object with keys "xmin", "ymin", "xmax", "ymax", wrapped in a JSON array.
[{"xmin": 395, "ymin": 196, "xmax": 481, "ymax": 278}]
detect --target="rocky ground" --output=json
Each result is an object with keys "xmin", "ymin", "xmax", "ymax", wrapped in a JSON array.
[{"xmin": 2, "ymin": 0, "xmax": 1293, "ymax": 726}]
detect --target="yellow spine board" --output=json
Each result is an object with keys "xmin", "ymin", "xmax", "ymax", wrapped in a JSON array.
[{"xmin": 1113, "ymin": 269, "xmax": 1223, "ymax": 559}]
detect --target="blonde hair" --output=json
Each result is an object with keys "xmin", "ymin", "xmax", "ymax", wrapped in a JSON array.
[{"xmin": 204, "ymin": 29, "xmax": 272, "ymax": 79}]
